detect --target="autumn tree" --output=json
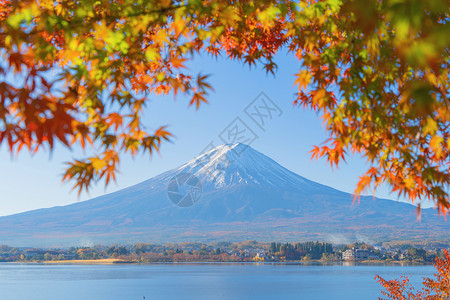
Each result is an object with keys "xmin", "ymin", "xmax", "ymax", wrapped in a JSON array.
[
  {"xmin": 0, "ymin": 0, "xmax": 449, "ymax": 213},
  {"xmin": 376, "ymin": 249, "xmax": 450, "ymax": 299}
]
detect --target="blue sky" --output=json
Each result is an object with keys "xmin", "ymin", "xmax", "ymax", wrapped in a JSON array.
[{"xmin": 0, "ymin": 49, "xmax": 414, "ymax": 216}]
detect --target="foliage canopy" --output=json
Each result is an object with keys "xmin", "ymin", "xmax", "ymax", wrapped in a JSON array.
[
  {"xmin": 376, "ymin": 249, "xmax": 450, "ymax": 299},
  {"xmin": 0, "ymin": 0, "xmax": 449, "ymax": 213}
]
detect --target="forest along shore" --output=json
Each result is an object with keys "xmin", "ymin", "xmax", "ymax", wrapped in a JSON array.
[{"xmin": 1, "ymin": 241, "xmax": 446, "ymax": 265}]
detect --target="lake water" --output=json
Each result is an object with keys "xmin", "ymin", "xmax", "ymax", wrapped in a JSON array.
[{"xmin": 0, "ymin": 263, "xmax": 435, "ymax": 299}]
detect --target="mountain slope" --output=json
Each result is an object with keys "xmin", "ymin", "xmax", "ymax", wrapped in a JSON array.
[{"xmin": 0, "ymin": 143, "xmax": 448, "ymax": 247}]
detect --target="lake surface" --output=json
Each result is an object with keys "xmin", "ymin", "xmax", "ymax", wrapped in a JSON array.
[{"xmin": 0, "ymin": 263, "xmax": 434, "ymax": 299}]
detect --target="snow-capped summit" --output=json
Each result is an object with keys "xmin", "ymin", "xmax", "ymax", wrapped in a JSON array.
[{"xmin": 172, "ymin": 143, "xmax": 308, "ymax": 188}]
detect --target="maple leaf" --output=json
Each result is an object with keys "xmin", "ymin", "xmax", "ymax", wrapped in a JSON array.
[{"xmin": 0, "ymin": 0, "xmax": 448, "ymax": 213}]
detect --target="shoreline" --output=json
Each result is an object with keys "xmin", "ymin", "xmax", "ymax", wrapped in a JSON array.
[
  {"xmin": 7, "ymin": 259, "xmax": 432, "ymax": 266},
  {"xmin": 11, "ymin": 258, "xmax": 123, "ymax": 265}
]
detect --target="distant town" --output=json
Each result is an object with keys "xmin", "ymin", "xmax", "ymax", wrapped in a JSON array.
[{"xmin": 0, "ymin": 241, "xmax": 448, "ymax": 264}]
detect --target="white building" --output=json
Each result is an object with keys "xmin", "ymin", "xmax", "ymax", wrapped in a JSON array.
[{"xmin": 342, "ymin": 249, "xmax": 370, "ymax": 261}]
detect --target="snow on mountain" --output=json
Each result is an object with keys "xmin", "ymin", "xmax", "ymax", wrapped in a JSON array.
[{"xmin": 168, "ymin": 143, "xmax": 331, "ymax": 191}]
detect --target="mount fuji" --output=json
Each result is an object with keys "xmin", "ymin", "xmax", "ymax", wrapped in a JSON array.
[{"xmin": 0, "ymin": 143, "xmax": 449, "ymax": 247}]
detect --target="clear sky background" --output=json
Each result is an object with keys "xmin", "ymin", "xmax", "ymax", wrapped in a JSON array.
[{"xmin": 0, "ymin": 49, "xmax": 422, "ymax": 216}]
